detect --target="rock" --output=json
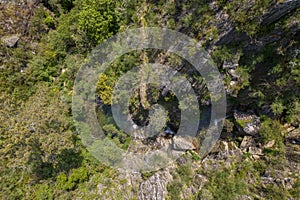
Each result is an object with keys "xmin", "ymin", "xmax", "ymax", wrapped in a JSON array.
[
  {"xmin": 211, "ymin": 141, "xmax": 229, "ymax": 153},
  {"xmin": 211, "ymin": 10, "xmax": 234, "ymax": 45},
  {"xmin": 243, "ymin": 121, "xmax": 260, "ymax": 135},
  {"xmin": 264, "ymin": 140, "xmax": 275, "ymax": 149},
  {"xmin": 215, "ymin": 25, "xmax": 248, "ymax": 46},
  {"xmin": 228, "ymin": 141, "xmax": 238, "ymax": 150},
  {"xmin": 285, "ymin": 128, "xmax": 300, "ymax": 145},
  {"xmin": 220, "ymin": 141, "xmax": 229, "ymax": 152},
  {"xmin": 251, "ymin": 155, "xmax": 261, "ymax": 160},
  {"xmin": 281, "ymin": 124, "xmax": 294, "ymax": 135},
  {"xmin": 138, "ymin": 169, "xmax": 173, "ymax": 200},
  {"xmin": 229, "ymin": 81, "xmax": 237, "ymax": 86},
  {"xmin": 260, "ymin": 172, "xmax": 296, "ymax": 190},
  {"xmin": 234, "ymin": 112, "xmax": 260, "ymax": 135},
  {"xmin": 287, "ymin": 126, "xmax": 296, "ymax": 133},
  {"xmin": 172, "ymin": 136, "xmax": 196, "ymax": 151},
  {"xmin": 208, "ymin": 0, "xmax": 300, "ymax": 53},
  {"xmin": 222, "ymin": 61, "xmax": 239, "ymax": 69},
  {"xmin": 1, "ymin": 35, "xmax": 20, "ymax": 48},
  {"xmin": 261, "ymin": 176, "xmax": 275, "ymax": 184},
  {"xmin": 0, "ymin": 0, "xmax": 13, "ymax": 4},
  {"xmin": 262, "ymin": 0, "xmax": 300, "ymax": 26},
  {"xmin": 194, "ymin": 174, "xmax": 208, "ymax": 189},
  {"xmin": 228, "ymin": 69, "xmax": 240, "ymax": 79},
  {"xmin": 202, "ymin": 149, "xmax": 243, "ymax": 170},
  {"xmin": 209, "ymin": 1, "xmax": 219, "ymax": 12},
  {"xmin": 235, "ymin": 195, "xmax": 253, "ymax": 200},
  {"xmin": 248, "ymin": 147, "xmax": 263, "ymax": 156},
  {"xmin": 240, "ymin": 136, "xmax": 255, "ymax": 149},
  {"xmin": 283, "ymin": 177, "xmax": 294, "ymax": 190},
  {"xmin": 182, "ymin": 186, "xmax": 198, "ymax": 199}
]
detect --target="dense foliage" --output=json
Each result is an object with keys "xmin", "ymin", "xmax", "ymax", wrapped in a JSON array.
[{"xmin": 0, "ymin": 0, "xmax": 299, "ymax": 199}]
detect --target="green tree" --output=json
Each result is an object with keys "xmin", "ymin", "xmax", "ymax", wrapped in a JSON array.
[
  {"xmin": 78, "ymin": 0, "xmax": 121, "ymax": 45},
  {"xmin": 0, "ymin": 84, "xmax": 82, "ymax": 181}
]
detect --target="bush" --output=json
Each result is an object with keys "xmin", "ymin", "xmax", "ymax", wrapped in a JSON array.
[
  {"xmin": 199, "ymin": 167, "xmax": 248, "ymax": 200},
  {"xmin": 56, "ymin": 167, "xmax": 89, "ymax": 191},
  {"xmin": 259, "ymin": 116, "xmax": 282, "ymax": 144},
  {"xmin": 34, "ymin": 183, "xmax": 54, "ymax": 200},
  {"xmin": 78, "ymin": 0, "xmax": 121, "ymax": 45},
  {"xmin": 259, "ymin": 116, "xmax": 285, "ymax": 166}
]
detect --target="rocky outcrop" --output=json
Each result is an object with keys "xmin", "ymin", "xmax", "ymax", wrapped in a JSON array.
[
  {"xmin": 261, "ymin": 169, "xmax": 297, "ymax": 191},
  {"xmin": 213, "ymin": 0, "xmax": 299, "ymax": 48},
  {"xmin": 262, "ymin": 0, "xmax": 300, "ymax": 25},
  {"xmin": 213, "ymin": 12, "xmax": 241, "ymax": 46},
  {"xmin": 138, "ymin": 169, "xmax": 173, "ymax": 200}
]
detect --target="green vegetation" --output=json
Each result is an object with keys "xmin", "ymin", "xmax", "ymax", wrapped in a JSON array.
[
  {"xmin": 167, "ymin": 163, "xmax": 194, "ymax": 199},
  {"xmin": 199, "ymin": 167, "xmax": 248, "ymax": 200},
  {"xmin": 236, "ymin": 118, "xmax": 253, "ymax": 128},
  {"xmin": 0, "ymin": 0, "xmax": 299, "ymax": 199},
  {"xmin": 78, "ymin": 0, "xmax": 121, "ymax": 45}
]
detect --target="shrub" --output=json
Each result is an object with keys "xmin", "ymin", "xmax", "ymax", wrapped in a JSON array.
[{"xmin": 78, "ymin": 0, "xmax": 121, "ymax": 45}]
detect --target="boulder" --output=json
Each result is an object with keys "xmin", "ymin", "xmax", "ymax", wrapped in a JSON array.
[
  {"xmin": 240, "ymin": 136, "xmax": 255, "ymax": 149},
  {"xmin": 1, "ymin": 35, "xmax": 20, "ymax": 48},
  {"xmin": 264, "ymin": 140, "xmax": 275, "ymax": 149},
  {"xmin": 248, "ymin": 147, "xmax": 263, "ymax": 156},
  {"xmin": 228, "ymin": 141, "xmax": 238, "ymax": 150},
  {"xmin": 222, "ymin": 61, "xmax": 239, "ymax": 69},
  {"xmin": 235, "ymin": 195, "xmax": 253, "ymax": 200},
  {"xmin": 228, "ymin": 69, "xmax": 240, "ymax": 79},
  {"xmin": 219, "ymin": 141, "xmax": 229, "ymax": 152},
  {"xmin": 229, "ymin": 81, "xmax": 237, "ymax": 86},
  {"xmin": 234, "ymin": 112, "xmax": 260, "ymax": 135},
  {"xmin": 243, "ymin": 121, "xmax": 260, "ymax": 135},
  {"xmin": 172, "ymin": 136, "xmax": 196, "ymax": 151},
  {"xmin": 211, "ymin": 141, "xmax": 229, "ymax": 153},
  {"xmin": 194, "ymin": 174, "xmax": 208, "ymax": 189},
  {"xmin": 285, "ymin": 127, "xmax": 300, "ymax": 145}
]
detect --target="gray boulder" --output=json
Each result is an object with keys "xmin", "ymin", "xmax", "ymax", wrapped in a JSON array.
[
  {"xmin": 1, "ymin": 35, "xmax": 20, "ymax": 48},
  {"xmin": 172, "ymin": 136, "xmax": 196, "ymax": 151},
  {"xmin": 234, "ymin": 112, "xmax": 260, "ymax": 135}
]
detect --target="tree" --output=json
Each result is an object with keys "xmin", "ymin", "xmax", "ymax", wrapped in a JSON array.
[
  {"xmin": 78, "ymin": 0, "xmax": 121, "ymax": 45},
  {"xmin": 0, "ymin": 84, "xmax": 82, "ymax": 181}
]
